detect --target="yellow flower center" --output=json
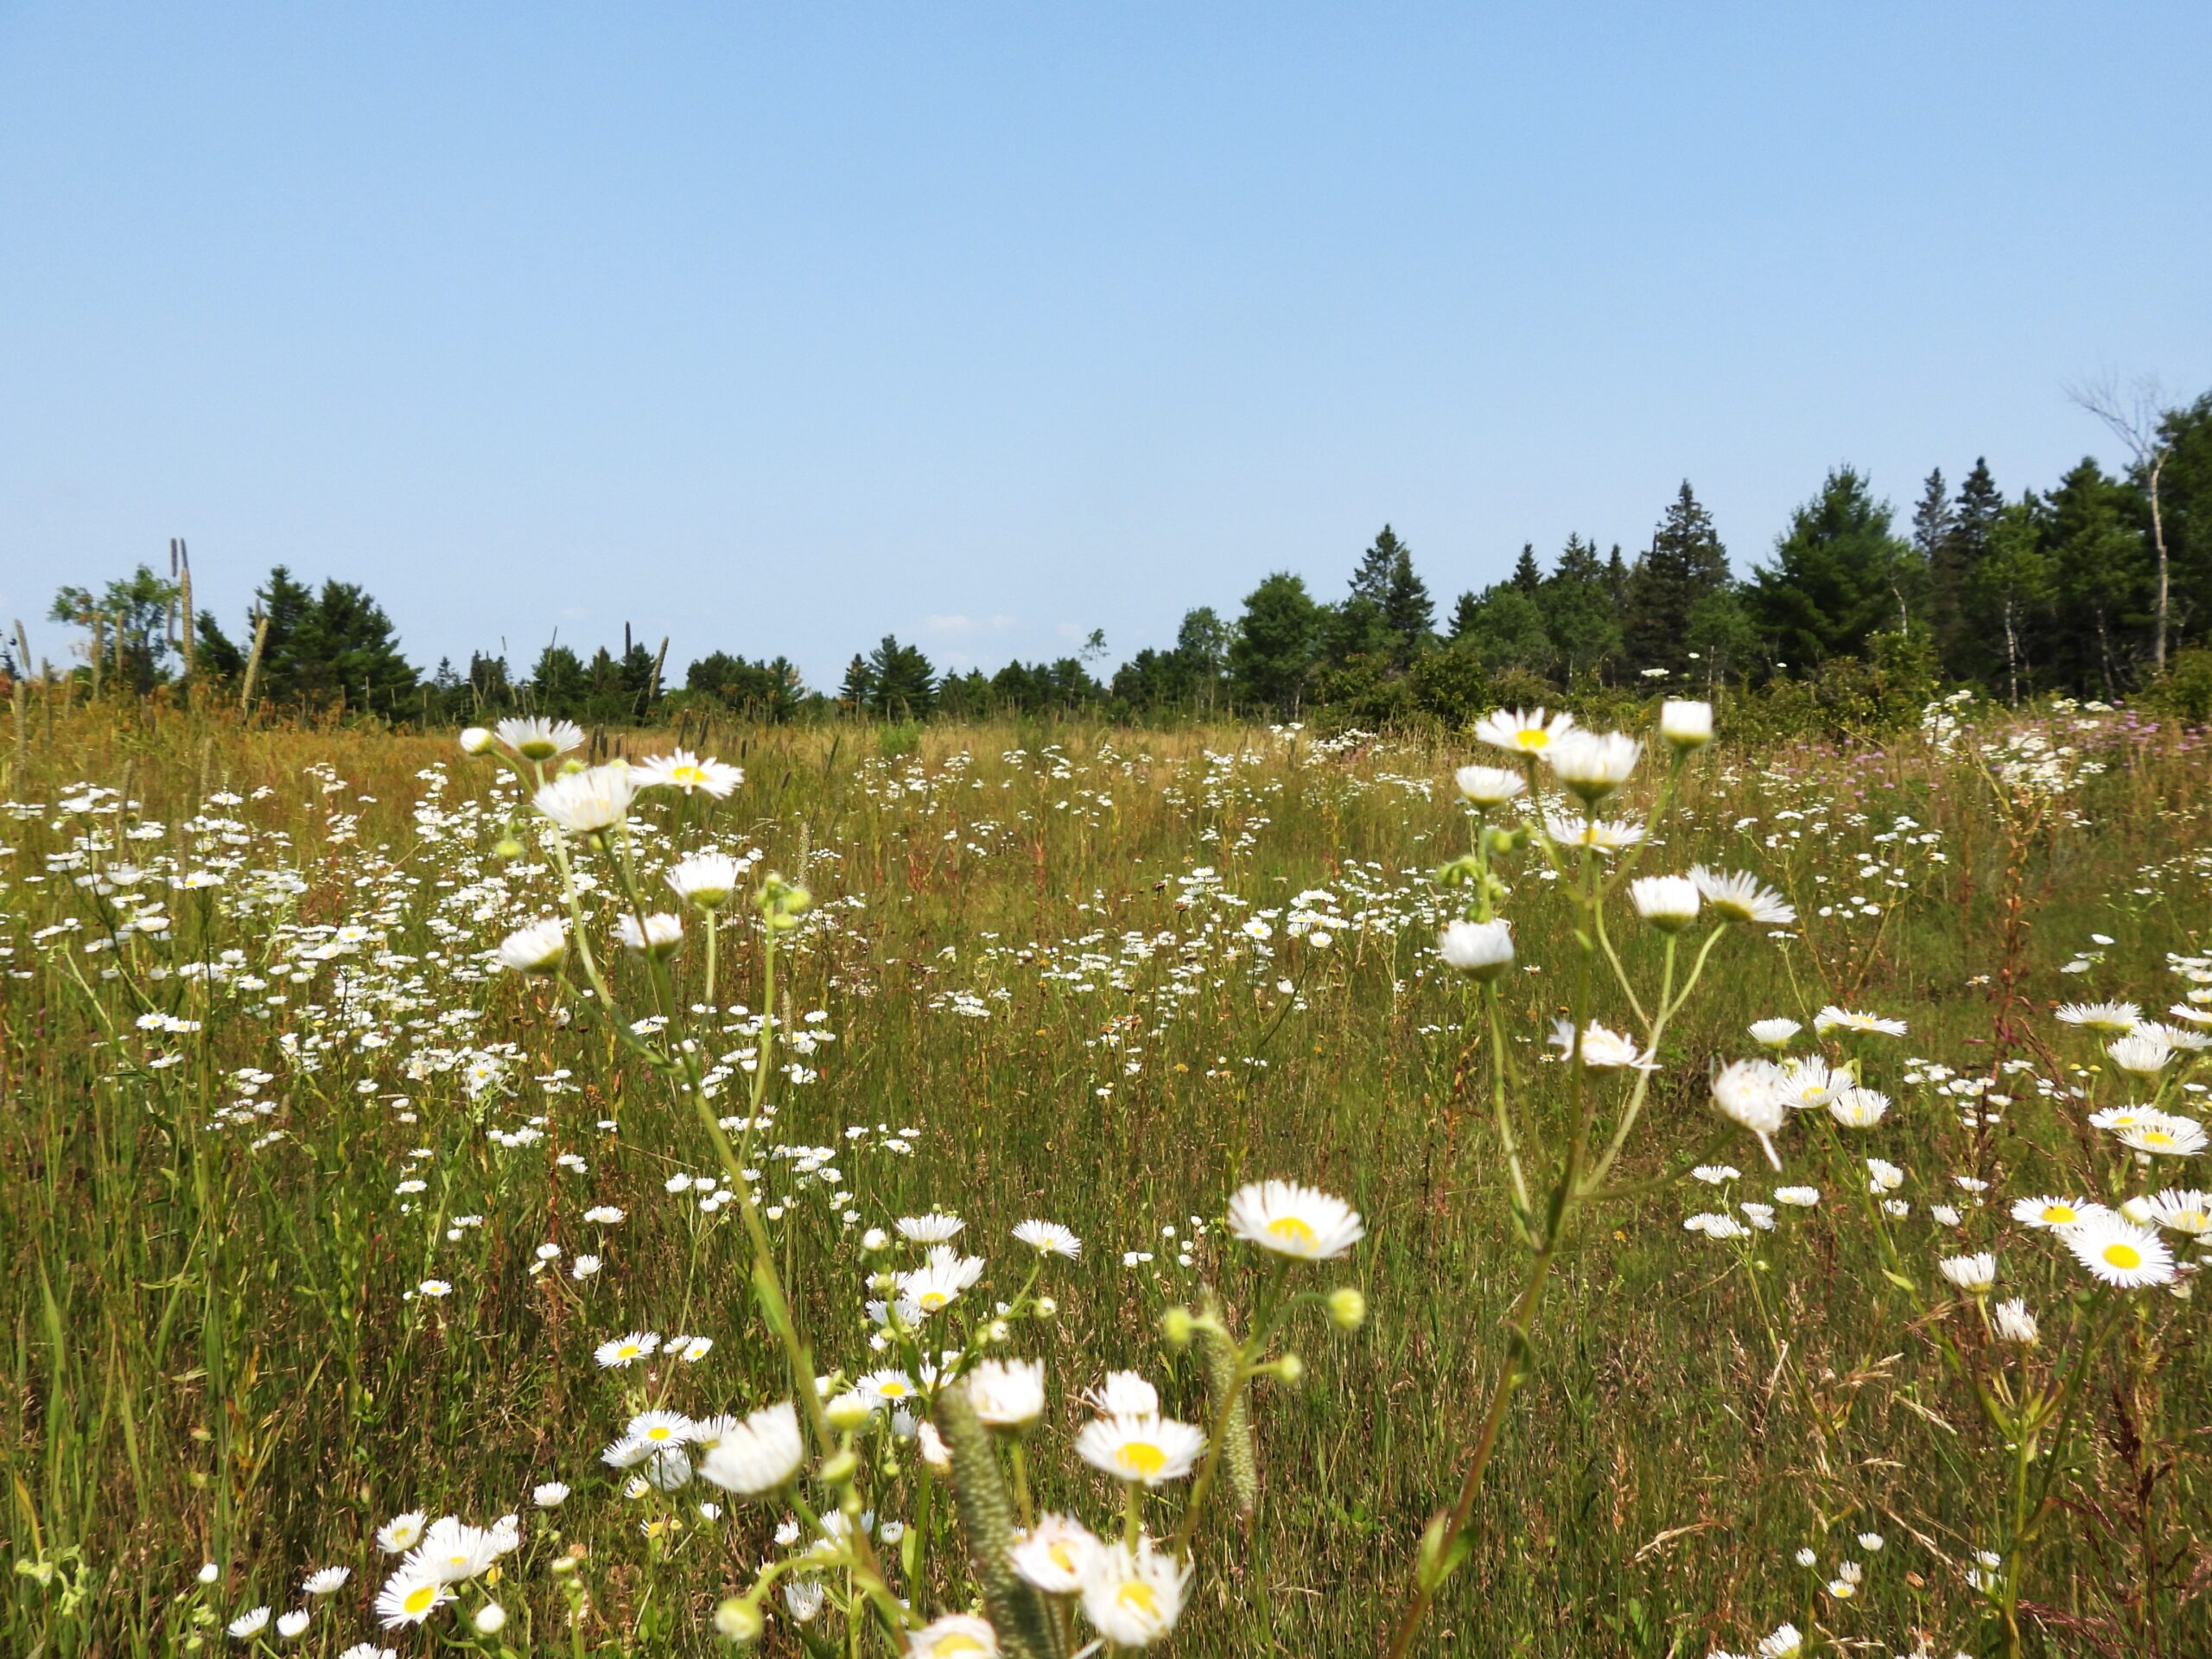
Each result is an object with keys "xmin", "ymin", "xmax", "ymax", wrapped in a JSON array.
[
  {"xmin": 646, "ymin": 1427, "xmax": 671, "ymax": 1440},
  {"xmin": 1265, "ymin": 1215, "xmax": 1318, "ymax": 1250},
  {"xmin": 933, "ymin": 1638, "xmax": 988, "ymax": 1656},
  {"xmin": 618, "ymin": 1344, "xmax": 641, "ymax": 1359},
  {"xmin": 404, "ymin": 1584, "xmax": 439, "ymax": 1615},
  {"xmin": 2140, "ymin": 1132, "xmax": 2173, "ymax": 1147},
  {"xmin": 1047, "ymin": 1541, "xmax": 1077, "ymax": 1573},
  {"xmin": 1515, "ymin": 730, "xmax": 1548, "ymax": 751},
  {"xmin": 1119, "ymin": 1581, "xmax": 1160, "ymax": 1615},
  {"xmin": 2042, "ymin": 1205, "xmax": 2076, "ymax": 1224},
  {"xmin": 919, "ymin": 1292, "xmax": 949, "ymax": 1311},
  {"xmin": 2104, "ymin": 1243, "xmax": 2142, "ymax": 1270},
  {"xmin": 880, "ymin": 1381, "xmax": 908, "ymax": 1397},
  {"xmin": 673, "ymin": 765, "xmax": 707, "ymax": 786},
  {"xmin": 1116, "ymin": 1441, "xmax": 1167, "ymax": 1479}
]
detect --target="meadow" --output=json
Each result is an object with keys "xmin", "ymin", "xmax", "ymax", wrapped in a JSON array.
[{"xmin": 2, "ymin": 692, "xmax": 2208, "ymax": 1658}]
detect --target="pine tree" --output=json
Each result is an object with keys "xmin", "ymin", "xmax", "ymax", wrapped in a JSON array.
[
  {"xmin": 1349, "ymin": 525, "xmax": 1409, "ymax": 605},
  {"xmin": 1621, "ymin": 483, "xmax": 1729, "ymax": 676},
  {"xmin": 1936, "ymin": 460, "xmax": 2004, "ymax": 683},
  {"xmin": 864, "ymin": 636, "xmax": 936, "ymax": 716},
  {"xmin": 1748, "ymin": 468, "xmax": 1912, "ymax": 670},
  {"xmin": 1448, "ymin": 589, "xmax": 1482, "ymax": 640},
  {"xmin": 2042, "ymin": 458, "xmax": 2151, "ymax": 693},
  {"xmin": 1541, "ymin": 535, "xmax": 1622, "ymax": 681},
  {"xmin": 1510, "ymin": 544, "xmax": 1542, "ymax": 594},
  {"xmin": 838, "ymin": 654, "xmax": 875, "ymax": 712},
  {"xmin": 1381, "ymin": 547, "xmax": 1435, "ymax": 664}
]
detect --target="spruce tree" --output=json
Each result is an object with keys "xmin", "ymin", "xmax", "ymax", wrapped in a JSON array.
[
  {"xmin": 1448, "ymin": 589, "xmax": 1482, "ymax": 641},
  {"xmin": 1382, "ymin": 547, "xmax": 1435, "ymax": 663},
  {"xmin": 1349, "ymin": 525, "xmax": 1409, "ymax": 605},
  {"xmin": 1936, "ymin": 460, "xmax": 2004, "ymax": 682},
  {"xmin": 1621, "ymin": 483, "xmax": 1728, "ymax": 676},
  {"xmin": 1747, "ymin": 468, "xmax": 1911, "ymax": 670},
  {"xmin": 1541, "ymin": 535, "xmax": 1623, "ymax": 681},
  {"xmin": 1510, "ymin": 544, "xmax": 1542, "ymax": 594}
]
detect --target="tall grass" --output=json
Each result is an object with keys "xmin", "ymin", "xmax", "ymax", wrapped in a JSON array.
[{"xmin": 2, "ymin": 695, "xmax": 2208, "ymax": 1656}]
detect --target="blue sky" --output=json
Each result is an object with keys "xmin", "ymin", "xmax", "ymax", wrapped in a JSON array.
[{"xmin": 3, "ymin": 3, "xmax": 2206, "ymax": 688}]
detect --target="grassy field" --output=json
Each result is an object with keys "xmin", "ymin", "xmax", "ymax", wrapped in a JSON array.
[{"xmin": 2, "ymin": 696, "xmax": 2209, "ymax": 1658}]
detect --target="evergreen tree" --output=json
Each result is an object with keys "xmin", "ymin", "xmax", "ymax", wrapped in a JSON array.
[
  {"xmin": 838, "ymin": 654, "xmax": 875, "ymax": 712},
  {"xmin": 1229, "ymin": 571, "xmax": 1322, "ymax": 715},
  {"xmin": 1978, "ymin": 496, "xmax": 2055, "ymax": 704},
  {"xmin": 1621, "ymin": 483, "xmax": 1728, "ymax": 676},
  {"xmin": 2041, "ymin": 458, "xmax": 2151, "ymax": 693},
  {"xmin": 291, "ymin": 579, "xmax": 417, "ymax": 714},
  {"xmin": 1934, "ymin": 459, "xmax": 2005, "ymax": 683},
  {"xmin": 531, "ymin": 644, "xmax": 589, "ymax": 716},
  {"xmin": 1541, "ymin": 535, "xmax": 1622, "ymax": 681},
  {"xmin": 1320, "ymin": 595, "xmax": 1397, "ymax": 668},
  {"xmin": 1748, "ymin": 468, "xmax": 1912, "ymax": 670},
  {"xmin": 1381, "ymin": 546, "xmax": 1435, "ymax": 664},
  {"xmin": 1349, "ymin": 525, "xmax": 1410, "ymax": 605},
  {"xmin": 862, "ymin": 635, "xmax": 936, "ymax": 716},
  {"xmin": 245, "ymin": 567, "xmax": 320, "ymax": 705},
  {"xmin": 1457, "ymin": 585, "xmax": 1552, "ymax": 673},
  {"xmin": 1447, "ymin": 589, "xmax": 1482, "ymax": 640},
  {"xmin": 1510, "ymin": 544, "xmax": 1542, "ymax": 594}
]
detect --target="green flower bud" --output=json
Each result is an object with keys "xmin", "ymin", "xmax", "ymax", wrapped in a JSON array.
[
  {"xmin": 713, "ymin": 1596, "xmax": 766, "ymax": 1644},
  {"xmin": 1327, "ymin": 1286, "xmax": 1368, "ymax": 1331},
  {"xmin": 1160, "ymin": 1305, "xmax": 1196, "ymax": 1348}
]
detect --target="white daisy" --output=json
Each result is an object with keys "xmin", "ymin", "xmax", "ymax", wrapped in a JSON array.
[
  {"xmin": 697, "ymin": 1402, "xmax": 805, "ymax": 1497},
  {"xmin": 2061, "ymin": 1214, "xmax": 2176, "ymax": 1289},
  {"xmin": 637, "ymin": 748, "xmax": 742, "ymax": 798},
  {"xmin": 1074, "ymin": 1414, "xmax": 1206, "ymax": 1487},
  {"xmin": 1225, "ymin": 1179, "xmax": 1365, "ymax": 1260},
  {"xmin": 1012, "ymin": 1219, "xmax": 1082, "ymax": 1259},
  {"xmin": 1472, "ymin": 706, "xmax": 1573, "ymax": 757}
]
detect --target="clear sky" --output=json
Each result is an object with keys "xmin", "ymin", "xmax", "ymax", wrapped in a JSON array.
[{"xmin": 3, "ymin": 3, "xmax": 2206, "ymax": 689}]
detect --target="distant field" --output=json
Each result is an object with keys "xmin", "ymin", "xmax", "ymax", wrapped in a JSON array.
[{"xmin": 3, "ymin": 702, "xmax": 2208, "ymax": 1657}]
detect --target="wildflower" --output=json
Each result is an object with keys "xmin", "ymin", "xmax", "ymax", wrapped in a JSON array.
[
  {"xmin": 1452, "ymin": 764, "xmax": 1526, "ymax": 806},
  {"xmin": 1545, "ymin": 813, "xmax": 1645, "ymax": 850},
  {"xmin": 1827, "ymin": 1087, "xmax": 1890, "ymax": 1128},
  {"xmin": 1085, "ymin": 1371, "xmax": 1160, "ymax": 1415},
  {"xmin": 785, "ymin": 1580, "xmax": 825, "ymax": 1621},
  {"xmin": 858, "ymin": 1368, "xmax": 920, "ymax": 1405},
  {"xmin": 373, "ymin": 1571, "xmax": 452, "ymax": 1628},
  {"xmin": 614, "ymin": 911, "xmax": 684, "ymax": 956},
  {"xmin": 473, "ymin": 1604, "xmax": 506, "ymax": 1636},
  {"xmin": 638, "ymin": 748, "xmax": 742, "ymax": 798},
  {"xmin": 1756, "ymin": 1624, "xmax": 1804, "ymax": 1659},
  {"xmin": 896, "ymin": 1246, "xmax": 987, "ymax": 1313},
  {"xmin": 1814, "ymin": 1006, "xmax": 1907, "ymax": 1037},
  {"xmin": 533, "ymin": 764, "xmax": 638, "ymax": 835},
  {"xmin": 1074, "ymin": 1414, "xmax": 1206, "ymax": 1485},
  {"xmin": 375, "ymin": 1511, "xmax": 428, "ymax": 1553},
  {"xmin": 966, "ymin": 1359, "xmax": 1046, "ymax": 1429},
  {"xmin": 1777, "ymin": 1058, "xmax": 1839, "ymax": 1110},
  {"xmin": 416, "ymin": 1279, "xmax": 452, "ymax": 1299},
  {"xmin": 1712, "ymin": 1060, "xmax": 1787, "ymax": 1168},
  {"xmin": 1227, "ymin": 1180, "xmax": 1366, "ymax": 1260},
  {"xmin": 1748, "ymin": 1018, "xmax": 1801, "ymax": 1048},
  {"xmin": 1080, "ymin": 1538, "xmax": 1192, "ymax": 1646},
  {"xmin": 2109, "ymin": 1032, "xmax": 2172, "ymax": 1075},
  {"xmin": 532, "ymin": 1482, "xmax": 570, "ymax": 1508},
  {"xmin": 458, "ymin": 726, "xmax": 494, "ymax": 754},
  {"xmin": 1857, "ymin": 1532, "xmax": 1884, "ymax": 1552},
  {"xmin": 1543, "ymin": 730, "xmax": 1642, "ymax": 803},
  {"xmin": 1775, "ymin": 1185, "xmax": 1821, "ymax": 1207},
  {"xmin": 677, "ymin": 1334, "xmax": 713, "ymax": 1362},
  {"xmin": 594, "ymin": 1331, "xmax": 661, "ymax": 1369},
  {"xmin": 2146, "ymin": 1189, "xmax": 2212, "ymax": 1235},
  {"xmin": 2062, "ymin": 1215, "xmax": 2176, "ymax": 1288},
  {"xmin": 2012, "ymin": 1195, "xmax": 2106, "ymax": 1230},
  {"xmin": 907, "ymin": 1614, "xmax": 1000, "ymax": 1656},
  {"xmin": 1550, "ymin": 1020, "xmax": 1658, "ymax": 1071},
  {"xmin": 571, "ymin": 1255, "xmax": 601, "ymax": 1280},
  {"xmin": 1866, "ymin": 1158, "xmax": 1905, "ymax": 1192},
  {"xmin": 496, "ymin": 716, "xmax": 586, "ymax": 762},
  {"xmin": 626, "ymin": 1409, "xmax": 697, "ymax": 1452},
  {"xmin": 697, "ymin": 1402, "xmax": 805, "ymax": 1496},
  {"xmin": 664, "ymin": 852, "xmax": 744, "ymax": 910},
  {"xmin": 1692, "ymin": 1165, "xmax": 1740, "ymax": 1185},
  {"xmin": 1012, "ymin": 1218, "xmax": 1082, "ymax": 1258},
  {"xmin": 1993, "ymin": 1298, "xmax": 2039, "ymax": 1344},
  {"xmin": 1011, "ymin": 1512, "xmax": 1102, "ymax": 1593},
  {"xmin": 1660, "ymin": 698, "xmax": 1713, "ymax": 748},
  {"xmin": 1438, "ymin": 918, "xmax": 1515, "ymax": 979},
  {"xmin": 1691, "ymin": 867, "xmax": 1796, "ymax": 926},
  {"xmin": 2117, "ymin": 1116, "xmax": 2209, "ymax": 1157},
  {"xmin": 1473, "ymin": 707, "xmax": 1573, "ymax": 756},
  {"xmin": 1630, "ymin": 874, "xmax": 1700, "ymax": 931},
  {"xmin": 495, "ymin": 916, "xmax": 569, "ymax": 975},
  {"xmin": 276, "ymin": 1609, "xmax": 311, "ymax": 1638},
  {"xmin": 408, "ymin": 1517, "xmax": 500, "ymax": 1582},
  {"xmin": 896, "ymin": 1212, "xmax": 966, "ymax": 1243},
  {"xmin": 302, "ymin": 1567, "xmax": 350, "ymax": 1596},
  {"xmin": 1938, "ymin": 1252, "xmax": 1997, "ymax": 1294},
  {"xmin": 227, "ymin": 1607, "xmax": 272, "ymax": 1640},
  {"xmin": 2056, "ymin": 1000, "xmax": 2141, "ymax": 1033}
]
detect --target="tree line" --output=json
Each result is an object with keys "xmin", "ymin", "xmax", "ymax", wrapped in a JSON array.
[{"xmin": 26, "ymin": 384, "xmax": 2212, "ymax": 728}]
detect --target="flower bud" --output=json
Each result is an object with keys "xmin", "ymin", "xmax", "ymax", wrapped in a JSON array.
[
  {"xmin": 1160, "ymin": 1306, "xmax": 1195, "ymax": 1348},
  {"xmin": 1033, "ymin": 1295, "xmax": 1057, "ymax": 1321},
  {"xmin": 460, "ymin": 726, "xmax": 494, "ymax": 755},
  {"xmin": 1660, "ymin": 699, "xmax": 1713, "ymax": 749},
  {"xmin": 473, "ymin": 1603, "xmax": 507, "ymax": 1635},
  {"xmin": 1274, "ymin": 1351, "xmax": 1305, "ymax": 1384},
  {"xmin": 1326, "ymin": 1287, "xmax": 1368, "ymax": 1331},
  {"xmin": 714, "ymin": 1596, "xmax": 766, "ymax": 1643},
  {"xmin": 817, "ymin": 1449, "xmax": 858, "ymax": 1487}
]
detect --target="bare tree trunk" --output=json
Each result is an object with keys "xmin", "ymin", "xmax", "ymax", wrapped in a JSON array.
[
  {"xmin": 2004, "ymin": 598, "xmax": 2021, "ymax": 707},
  {"xmin": 2149, "ymin": 448, "xmax": 2170, "ymax": 672}
]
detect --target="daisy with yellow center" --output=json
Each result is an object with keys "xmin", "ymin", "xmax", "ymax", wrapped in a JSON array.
[
  {"xmin": 1473, "ymin": 707, "xmax": 1574, "ymax": 756},
  {"xmin": 1074, "ymin": 1413, "xmax": 1206, "ymax": 1486},
  {"xmin": 2061, "ymin": 1214, "xmax": 2176, "ymax": 1289},
  {"xmin": 1226, "ymin": 1179, "xmax": 1366, "ymax": 1261}
]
